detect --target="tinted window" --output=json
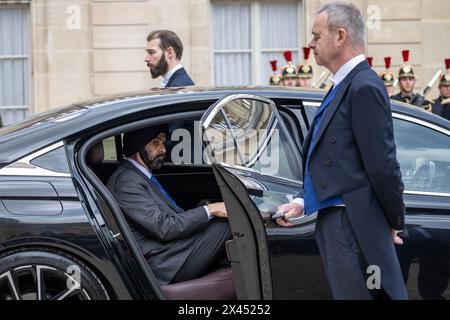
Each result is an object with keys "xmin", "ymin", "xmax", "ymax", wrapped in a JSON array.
[
  {"xmin": 204, "ymin": 98, "xmax": 302, "ymax": 181},
  {"xmin": 303, "ymin": 104, "xmax": 317, "ymax": 125},
  {"xmin": 103, "ymin": 136, "xmax": 117, "ymax": 161},
  {"xmin": 30, "ymin": 146, "xmax": 70, "ymax": 173},
  {"xmin": 394, "ymin": 118, "xmax": 450, "ymax": 193}
]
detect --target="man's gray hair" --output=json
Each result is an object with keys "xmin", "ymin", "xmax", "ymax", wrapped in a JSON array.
[{"xmin": 317, "ymin": 1, "xmax": 366, "ymax": 47}]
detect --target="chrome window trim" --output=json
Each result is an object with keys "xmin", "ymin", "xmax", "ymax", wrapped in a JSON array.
[
  {"xmin": 404, "ymin": 190, "xmax": 450, "ymax": 198},
  {"xmin": 302, "ymin": 101, "xmax": 321, "ymax": 107},
  {"xmin": 202, "ymin": 94, "xmax": 277, "ymax": 129},
  {"xmin": 220, "ymin": 162, "xmax": 302, "ymax": 187},
  {"xmin": 393, "ymin": 112, "xmax": 450, "ymax": 136},
  {"xmin": 0, "ymin": 141, "xmax": 71, "ymax": 177}
]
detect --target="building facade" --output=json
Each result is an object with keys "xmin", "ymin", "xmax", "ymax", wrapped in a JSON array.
[{"xmin": 0, "ymin": 0, "xmax": 449, "ymax": 125}]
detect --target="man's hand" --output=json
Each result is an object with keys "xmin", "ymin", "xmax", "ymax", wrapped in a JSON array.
[
  {"xmin": 275, "ymin": 202, "xmax": 304, "ymax": 227},
  {"xmin": 392, "ymin": 229, "xmax": 404, "ymax": 245},
  {"xmin": 207, "ymin": 202, "xmax": 228, "ymax": 218}
]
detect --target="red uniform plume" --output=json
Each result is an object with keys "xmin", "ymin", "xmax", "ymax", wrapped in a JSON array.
[
  {"xmin": 366, "ymin": 57, "xmax": 373, "ymax": 67},
  {"xmin": 402, "ymin": 50, "xmax": 410, "ymax": 63},
  {"xmin": 303, "ymin": 47, "xmax": 310, "ymax": 60},
  {"xmin": 446, "ymin": 58, "xmax": 450, "ymax": 71},
  {"xmin": 384, "ymin": 57, "xmax": 391, "ymax": 69},
  {"xmin": 270, "ymin": 60, "xmax": 278, "ymax": 72},
  {"xmin": 283, "ymin": 51, "xmax": 293, "ymax": 63}
]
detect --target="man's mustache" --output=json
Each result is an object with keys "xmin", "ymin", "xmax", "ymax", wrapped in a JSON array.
[{"xmin": 155, "ymin": 153, "xmax": 165, "ymax": 160}]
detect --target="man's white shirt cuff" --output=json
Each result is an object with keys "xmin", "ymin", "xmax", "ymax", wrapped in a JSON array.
[
  {"xmin": 292, "ymin": 198, "xmax": 304, "ymax": 208},
  {"xmin": 204, "ymin": 206, "xmax": 213, "ymax": 220}
]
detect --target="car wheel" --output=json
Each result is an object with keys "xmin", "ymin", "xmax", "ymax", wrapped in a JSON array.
[{"xmin": 0, "ymin": 248, "xmax": 110, "ymax": 300}]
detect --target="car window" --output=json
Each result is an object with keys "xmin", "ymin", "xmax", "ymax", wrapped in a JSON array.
[
  {"xmin": 303, "ymin": 105, "xmax": 318, "ymax": 125},
  {"xmin": 103, "ymin": 136, "xmax": 117, "ymax": 161},
  {"xmin": 394, "ymin": 117, "xmax": 450, "ymax": 194},
  {"xmin": 297, "ymin": 101, "xmax": 320, "ymax": 137},
  {"xmin": 30, "ymin": 146, "xmax": 70, "ymax": 174},
  {"xmin": 203, "ymin": 96, "xmax": 302, "ymax": 182},
  {"xmin": 277, "ymin": 106, "xmax": 304, "ymax": 145}
]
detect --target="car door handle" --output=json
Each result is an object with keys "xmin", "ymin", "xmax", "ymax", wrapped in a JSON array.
[{"xmin": 398, "ymin": 229, "xmax": 410, "ymax": 239}]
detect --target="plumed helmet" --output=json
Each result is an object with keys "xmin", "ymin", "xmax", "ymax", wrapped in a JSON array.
[
  {"xmin": 439, "ymin": 58, "xmax": 450, "ymax": 86},
  {"xmin": 380, "ymin": 56, "xmax": 395, "ymax": 85},
  {"xmin": 398, "ymin": 50, "xmax": 415, "ymax": 79},
  {"xmin": 297, "ymin": 47, "xmax": 313, "ymax": 78},
  {"xmin": 281, "ymin": 51, "xmax": 298, "ymax": 79},
  {"xmin": 269, "ymin": 60, "xmax": 282, "ymax": 85}
]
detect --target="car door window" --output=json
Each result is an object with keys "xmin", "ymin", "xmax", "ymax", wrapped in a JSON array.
[
  {"xmin": 277, "ymin": 105, "xmax": 306, "ymax": 147},
  {"xmin": 394, "ymin": 116, "xmax": 450, "ymax": 194},
  {"xmin": 202, "ymin": 94, "xmax": 302, "ymax": 182},
  {"xmin": 301, "ymin": 101, "xmax": 320, "ymax": 124}
]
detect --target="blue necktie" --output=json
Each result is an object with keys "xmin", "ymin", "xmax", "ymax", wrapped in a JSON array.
[{"xmin": 150, "ymin": 175, "xmax": 180, "ymax": 210}]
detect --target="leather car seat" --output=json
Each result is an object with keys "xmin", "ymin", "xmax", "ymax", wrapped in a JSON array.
[
  {"xmin": 86, "ymin": 142, "xmax": 107, "ymax": 183},
  {"xmin": 160, "ymin": 266, "xmax": 236, "ymax": 300},
  {"xmin": 86, "ymin": 142, "xmax": 104, "ymax": 167},
  {"xmin": 411, "ymin": 157, "xmax": 436, "ymax": 190}
]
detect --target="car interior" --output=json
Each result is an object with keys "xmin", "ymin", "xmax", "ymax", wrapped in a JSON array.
[
  {"xmin": 82, "ymin": 99, "xmax": 308, "ymax": 300},
  {"xmin": 85, "ymin": 116, "xmax": 238, "ymax": 300}
]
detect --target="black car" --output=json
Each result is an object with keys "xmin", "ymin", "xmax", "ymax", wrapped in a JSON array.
[{"xmin": 0, "ymin": 87, "xmax": 449, "ymax": 300}]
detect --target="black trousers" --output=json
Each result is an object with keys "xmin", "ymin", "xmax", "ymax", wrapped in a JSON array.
[
  {"xmin": 171, "ymin": 218, "xmax": 231, "ymax": 283},
  {"xmin": 315, "ymin": 207, "xmax": 386, "ymax": 300}
]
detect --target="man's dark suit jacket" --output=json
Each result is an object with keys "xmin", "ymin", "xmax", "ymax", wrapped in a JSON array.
[
  {"xmin": 164, "ymin": 67, "xmax": 195, "ymax": 161},
  {"xmin": 106, "ymin": 160, "xmax": 209, "ymax": 284},
  {"xmin": 165, "ymin": 67, "xmax": 194, "ymax": 87},
  {"xmin": 302, "ymin": 60, "xmax": 407, "ymax": 299},
  {"xmin": 432, "ymin": 96, "xmax": 450, "ymax": 121}
]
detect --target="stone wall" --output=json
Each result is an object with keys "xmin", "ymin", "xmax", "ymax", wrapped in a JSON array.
[
  {"xmin": 25, "ymin": 0, "xmax": 450, "ymax": 114},
  {"xmin": 305, "ymin": 0, "xmax": 450, "ymax": 98}
]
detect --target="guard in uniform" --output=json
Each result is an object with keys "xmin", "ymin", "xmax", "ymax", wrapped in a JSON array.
[
  {"xmin": 269, "ymin": 60, "xmax": 282, "ymax": 86},
  {"xmin": 432, "ymin": 58, "xmax": 450, "ymax": 121},
  {"xmin": 391, "ymin": 50, "xmax": 432, "ymax": 111},
  {"xmin": 380, "ymin": 56, "xmax": 395, "ymax": 96},
  {"xmin": 281, "ymin": 51, "xmax": 298, "ymax": 87},
  {"xmin": 297, "ymin": 47, "xmax": 313, "ymax": 88},
  {"xmin": 366, "ymin": 56, "xmax": 373, "ymax": 68}
]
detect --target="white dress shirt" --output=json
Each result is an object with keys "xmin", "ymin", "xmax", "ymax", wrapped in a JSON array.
[
  {"xmin": 291, "ymin": 54, "xmax": 366, "ymax": 210},
  {"xmin": 160, "ymin": 64, "xmax": 183, "ymax": 87},
  {"xmin": 330, "ymin": 54, "xmax": 366, "ymax": 87},
  {"xmin": 127, "ymin": 158, "xmax": 211, "ymax": 219}
]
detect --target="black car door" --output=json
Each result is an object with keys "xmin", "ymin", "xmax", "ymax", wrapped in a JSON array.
[{"xmin": 201, "ymin": 94, "xmax": 331, "ymax": 299}]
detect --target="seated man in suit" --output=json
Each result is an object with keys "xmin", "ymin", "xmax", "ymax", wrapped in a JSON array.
[{"xmin": 106, "ymin": 125, "xmax": 231, "ymax": 285}]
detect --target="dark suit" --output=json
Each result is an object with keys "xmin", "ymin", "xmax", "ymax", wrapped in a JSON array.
[
  {"xmin": 390, "ymin": 92, "xmax": 432, "ymax": 111},
  {"xmin": 165, "ymin": 67, "xmax": 195, "ymax": 161},
  {"xmin": 106, "ymin": 160, "xmax": 230, "ymax": 285},
  {"xmin": 303, "ymin": 60, "xmax": 408, "ymax": 299},
  {"xmin": 432, "ymin": 96, "xmax": 450, "ymax": 121},
  {"xmin": 165, "ymin": 67, "xmax": 194, "ymax": 87}
]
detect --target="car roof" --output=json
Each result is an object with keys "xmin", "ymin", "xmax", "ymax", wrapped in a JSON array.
[
  {"xmin": 70, "ymin": 86, "xmax": 325, "ymax": 107},
  {"xmin": 0, "ymin": 86, "xmax": 448, "ymax": 165}
]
